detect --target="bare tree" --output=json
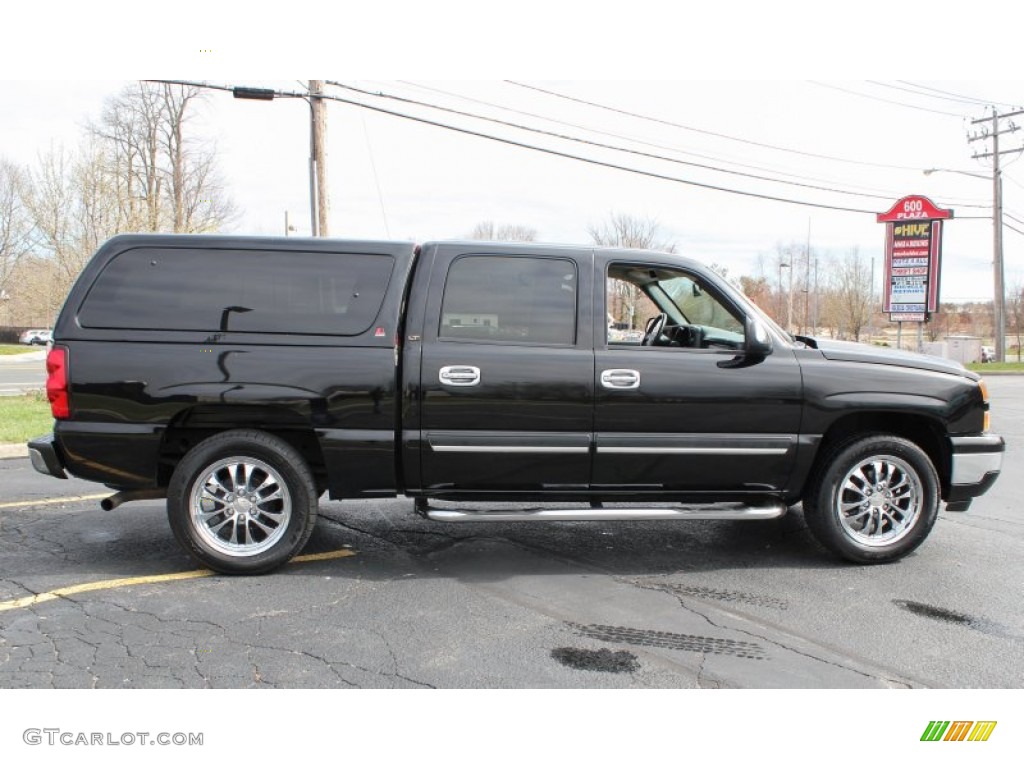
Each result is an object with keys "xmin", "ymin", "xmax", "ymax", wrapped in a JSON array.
[
  {"xmin": 22, "ymin": 143, "xmax": 124, "ymax": 317},
  {"xmin": 10, "ymin": 83, "xmax": 238, "ymax": 327},
  {"xmin": 827, "ymin": 247, "xmax": 873, "ymax": 342},
  {"xmin": 1006, "ymin": 280, "xmax": 1024, "ymax": 361},
  {"xmin": 0, "ymin": 159, "xmax": 33, "ymax": 313},
  {"xmin": 24, "ymin": 146, "xmax": 82, "ymax": 308},
  {"xmin": 468, "ymin": 221, "xmax": 538, "ymax": 242},
  {"xmin": 90, "ymin": 81, "xmax": 235, "ymax": 234},
  {"xmin": 925, "ymin": 302, "xmax": 957, "ymax": 342},
  {"xmin": 738, "ymin": 274, "xmax": 771, "ymax": 311},
  {"xmin": 7, "ymin": 254, "xmax": 60, "ymax": 327},
  {"xmin": 587, "ymin": 212, "xmax": 676, "ymax": 253},
  {"xmin": 589, "ymin": 213, "xmax": 676, "ymax": 330}
]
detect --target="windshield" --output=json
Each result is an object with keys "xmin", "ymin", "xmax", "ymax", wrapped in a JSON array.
[
  {"xmin": 659, "ymin": 275, "xmax": 744, "ymax": 334},
  {"xmin": 704, "ymin": 273, "xmax": 795, "ymax": 345}
]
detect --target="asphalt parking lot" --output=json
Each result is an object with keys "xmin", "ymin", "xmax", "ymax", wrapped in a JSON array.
[{"xmin": 1, "ymin": 378, "xmax": 1021, "ymax": 689}]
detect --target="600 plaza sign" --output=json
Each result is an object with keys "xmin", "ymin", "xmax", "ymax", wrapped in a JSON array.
[{"xmin": 877, "ymin": 196, "xmax": 953, "ymax": 322}]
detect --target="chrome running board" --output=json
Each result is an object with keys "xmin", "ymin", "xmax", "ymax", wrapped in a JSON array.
[{"xmin": 423, "ymin": 501, "xmax": 788, "ymax": 523}]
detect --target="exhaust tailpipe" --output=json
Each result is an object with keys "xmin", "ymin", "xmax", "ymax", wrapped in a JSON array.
[{"xmin": 101, "ymin": 488, "xmax": 167, "ymax": 511}]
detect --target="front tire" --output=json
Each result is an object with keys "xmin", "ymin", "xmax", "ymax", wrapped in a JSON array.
[
  {"xmin": 802, "ymin": 434, "xmax": 940, "ymax": 564},
  {"xmin": 167, "ymin": 430, "xmax": 318, "ymax": 574}
]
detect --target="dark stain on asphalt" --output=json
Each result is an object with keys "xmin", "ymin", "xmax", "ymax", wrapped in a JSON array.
[
  {"xmin": 568, "ymin": 622, "xmax": 767, "ymax": 660},
  {"xmin": 893, "ymin": 600, "xmax": 1017, "ymax": 639},
  {"xmin": 551, "ymin": 647, "xmax": 640, "ymax": 674}
]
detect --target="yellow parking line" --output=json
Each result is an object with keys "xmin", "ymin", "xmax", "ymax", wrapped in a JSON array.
[
  {"xmin": 0, "ymin": 493, "xmax": 109, "ymax": 510},
  {"xmin": 0, "ymin": 548, "xmax": 356, "ymax": 614}
]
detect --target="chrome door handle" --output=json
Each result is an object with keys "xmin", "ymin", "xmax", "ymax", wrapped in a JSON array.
[
  {"xmin": 439, "ymin": 365, "xmax": 481, "ymax": 386},
  {"xmin": 601, "ymin": 369, "xmax": 640, "ymax": 389}
]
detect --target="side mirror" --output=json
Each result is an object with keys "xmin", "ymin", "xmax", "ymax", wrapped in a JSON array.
[
  {"xmin": 746, "ymin": 317, "xmax": 773, "ymax": 358},
  {"xmin": 719, "ymin": 317, "xmax": 772, "ymax": 369}
]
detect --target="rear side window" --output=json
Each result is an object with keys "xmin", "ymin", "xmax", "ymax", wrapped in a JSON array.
[
  {"xmin": 79, "ymin": 248, "xmax": 394, "ymax": 336},
  {"xmin": 440, "ymin": 255, "xmax": 577, "ymax": 345}
]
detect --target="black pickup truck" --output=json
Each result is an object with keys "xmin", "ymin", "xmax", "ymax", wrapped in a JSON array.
[{"xmin": 28, "ymin": 234, "xmax": 1003, "ymax": 573}]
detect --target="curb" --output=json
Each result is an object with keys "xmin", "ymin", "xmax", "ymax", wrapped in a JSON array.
[{"xmin": 0, "ymin": 443, "xmax": 28, "ymax": 460}]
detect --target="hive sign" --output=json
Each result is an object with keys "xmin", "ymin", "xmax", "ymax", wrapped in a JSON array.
[{"xmin": 877, "ymin": 195, "xmax": 953, "ymax": 323}]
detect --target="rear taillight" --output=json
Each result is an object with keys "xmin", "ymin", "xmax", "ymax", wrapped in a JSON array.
[{"xmin": 46, "ymin": 346, "xmax": 70, "ymax": 419}]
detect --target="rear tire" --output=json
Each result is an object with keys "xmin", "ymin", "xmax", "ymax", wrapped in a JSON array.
[
  {"xmin": 167, "ymin": 430, "xmax": 318, "ymax": 575},
  {"xmin": 802, "ymin": 434, "xmax": 939, "ymax": 564}
]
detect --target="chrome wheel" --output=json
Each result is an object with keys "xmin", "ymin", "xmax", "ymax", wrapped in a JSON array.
[
  {"xmin": 836, "ymin": 454, "xmax": 922, "ymax": 548},
  {"xmin": 189, "ymin": 456, "xmax": 292, "ymax": 557}
]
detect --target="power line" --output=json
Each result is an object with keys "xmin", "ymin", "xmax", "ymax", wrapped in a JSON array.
[
  {"xmin": 158, "ymin": 79, "xmax": 880, "ymax": 216},
  {"xmin": 504, "ymin": 81, "xmax": 931, "ymax": 172},
  {"xmin": 397, "ymin": 80, "xmax": 991, "ymax": 207},
  {"xmin": 1003, "ymin": 172, "xmax": 1024, "ymax": 191},
  {"xmin": 897, "ymin": 81, "xmax": 1022, "ymax": 110},
  {"xmin": 328, "ymin": 81, "xmax": 950, "ymax": 205},
  {"xmin": 360, "ymin": 112, "xmax": 390, "ymax": 238},
  {"xmin": 876, "ymin": 81, "xmax": 990, "ymax": 107},
  {"xmin": 398, "ymin": 81, "xmax": 869, "ymax": 190},
  {"xmin": 809, "ymin": 81, "xmax": 966, "ymax": 118}
]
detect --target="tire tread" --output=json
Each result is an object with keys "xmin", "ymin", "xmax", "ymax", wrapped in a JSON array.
[{"xmin": 167, "ymin": 429, "xmax": 318, "ymax": 575}]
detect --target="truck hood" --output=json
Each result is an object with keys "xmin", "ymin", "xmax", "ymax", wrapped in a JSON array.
[{"xmin": 809, "ymin": 338, "xmax": 978, "ymax": 380}]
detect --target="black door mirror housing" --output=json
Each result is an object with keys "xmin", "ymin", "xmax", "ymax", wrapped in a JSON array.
[
  {"xmin": 719, "ymin": 316, "xmax": 773, "ymax": 369},
  {"xmin": 746, "ymin": 317, "xmax": 773, "ymax": 358}
]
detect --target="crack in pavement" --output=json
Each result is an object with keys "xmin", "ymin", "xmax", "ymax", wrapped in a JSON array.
[{"xmin": 2, "ymin": 584, "xmax": 436, "ymax": 689}]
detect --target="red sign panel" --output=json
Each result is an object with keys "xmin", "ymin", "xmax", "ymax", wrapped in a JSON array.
[
  {"xmin": 879, "ymin": 196, "xmax": 952, "ymax": 319},
  {"xmin": 876, "ymin": 195, "xmax": 954, "ymax": 223}
]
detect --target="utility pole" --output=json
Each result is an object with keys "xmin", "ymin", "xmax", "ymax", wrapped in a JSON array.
[
  {"xmin": 309, "ymin": 80, "xmax": 330, "ymax": 237},
  {"xmin": 969, "ymin": 106, "xmax": 1024, "ymax": 362}
]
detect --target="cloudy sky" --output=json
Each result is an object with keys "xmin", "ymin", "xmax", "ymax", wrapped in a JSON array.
[
  {"xmin": 2, "ymin": 7, "xmax": 1021, "ymax": 305},
  {"xmin": 3, "ymin": 78, "xmax": 1021, "ymax": 304}
]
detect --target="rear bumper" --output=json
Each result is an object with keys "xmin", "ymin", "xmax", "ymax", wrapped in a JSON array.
[
  {"xmin": 27, "ymin": 434, "xmax": 67, "ymax": 479},
  {"xmin": 946, "ymin": 434, "xmax": 1004, "ymax": 507}
]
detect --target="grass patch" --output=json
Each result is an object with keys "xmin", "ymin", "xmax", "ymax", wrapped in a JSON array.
[
  {"xmin": 0, "ymin": 344, "xmax": 35, "ymax": 356},
  {"xmin": 967, "ymin": 362, "xmax": 1024, "ymax": 372},
  {"xmin": 0, "ymin": 391, "xmax": 53, "ymax": 443}
]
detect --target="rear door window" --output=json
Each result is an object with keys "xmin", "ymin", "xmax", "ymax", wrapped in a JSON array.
[{"xmin": 439, "ymin": 256, "xmax": 577, "ymax": 345}]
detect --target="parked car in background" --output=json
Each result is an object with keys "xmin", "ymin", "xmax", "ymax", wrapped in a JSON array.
[
  {"xmin": 18, "ymin": 329, "xmax": 52, "ymax": 346},
  {"xmin": 981, "ymin": 346, "xmax": 995, "ymax": 363}
]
